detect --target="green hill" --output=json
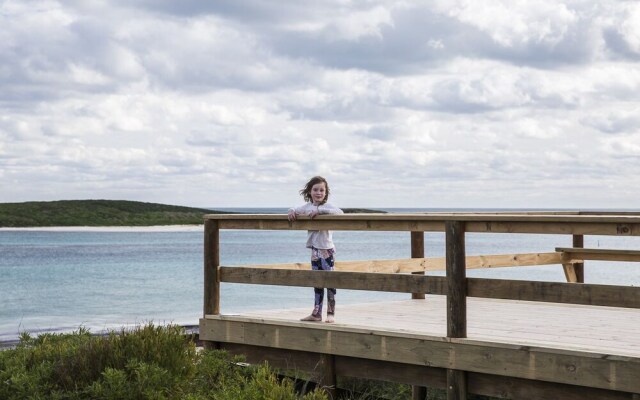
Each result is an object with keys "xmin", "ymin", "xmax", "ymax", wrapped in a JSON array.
[
  {"xmin": 0, "ymin": 200, "xmax": 222, "ymax": 227},
  {"xmin": 0, "ymin": 200, "xmax": 388, "ymax": 227}
]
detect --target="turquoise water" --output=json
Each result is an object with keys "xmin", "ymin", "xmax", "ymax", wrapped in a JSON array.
[{"xmin": 2, "ymin": 212, "xmax": 640, "ymax": 342}]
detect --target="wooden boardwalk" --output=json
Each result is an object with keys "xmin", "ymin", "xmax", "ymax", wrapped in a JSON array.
[
  {"xmin": 234, "ymin": 296, "xmax": 640, "ymax": 358},
  {"xmin": 200, "ymin": 213, "xmax": 640, "ymax": 399}
]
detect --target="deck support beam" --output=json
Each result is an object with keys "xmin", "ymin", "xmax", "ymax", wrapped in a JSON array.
[
  {"xmin": 446, "ymin": 220, "xmax": 467, "ymax": 400},
  {"xmin": 320, "ymin": 354, "xmax": 337, "ymax": 399}
]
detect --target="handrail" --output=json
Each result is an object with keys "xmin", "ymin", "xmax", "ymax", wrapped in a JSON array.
[
  {"xmin": 217, "ymin": 268, "xmax": 640, "ymax": 309},
  {"xmin": 203, "ymin": 213, "xmax": 640, "ymax": 336},
  {"xmin": 204, "ymin": 213, "xmax": 640, "ymax": 235}
]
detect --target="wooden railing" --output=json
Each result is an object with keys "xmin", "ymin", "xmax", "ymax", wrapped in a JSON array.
[
  {"xmin": 205, "ymin": 213, "xmax": 640, "ymax": 316},
  {"xmin": 203, "ymin": 212, "xmax": 640, "ymax": 400}
]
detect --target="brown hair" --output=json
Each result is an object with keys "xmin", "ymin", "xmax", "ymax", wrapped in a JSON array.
[{"xmin": 299, "ymin": 176, "xmax": 330, "ymax": 205}]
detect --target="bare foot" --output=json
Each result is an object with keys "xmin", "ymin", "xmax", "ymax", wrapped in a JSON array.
[{"xmin": 325, "ymin": 315, "xmax": 335, "ymax": 323}]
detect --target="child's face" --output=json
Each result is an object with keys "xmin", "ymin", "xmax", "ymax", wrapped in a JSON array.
[{"xmin": 310, "ymin": 182, "xmax": 326, "ymax": 205}]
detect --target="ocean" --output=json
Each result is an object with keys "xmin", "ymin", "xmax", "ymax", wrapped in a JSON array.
[{"xmin": 2, "ymin": 208, "xmax": 640, "ymax": 343}]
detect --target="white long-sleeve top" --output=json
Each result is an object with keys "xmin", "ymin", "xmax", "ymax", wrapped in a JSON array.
[{"xmin": 288, "ymin": 202, "xmax": 343, "ymax": 249}]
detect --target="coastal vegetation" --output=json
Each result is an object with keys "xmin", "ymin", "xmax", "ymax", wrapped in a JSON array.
[
  {"xmin": 0, "ymin": 324, "xmax": 499, "ymax": 400},
  {"xmin": 0, "ymin": 200, "xmax": 386, "ymax": 227},
  {"xmin": 0, "ymin": 324, "xmax": 327, "ymax": 400},
  {"xmin": 0, "ymin": 200, "xmax": 218, "ymax": 227}
]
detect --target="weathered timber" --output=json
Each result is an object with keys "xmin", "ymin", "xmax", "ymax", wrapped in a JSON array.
[
  {"xmin": 448, "ymin": 369, "xmax": 467, "ymax": 400},
  {"xmin": 220, "ymin": 342, "xmax": 325, "ymax": 372},
  {"xmin": 411, "ymin": 232, "xmax": 428, "ymax": 400},
  {"xmin": 203, "ymin": 220, "xmax": 220, "ymax": 316},
  {"xmin": 219, "ymin": 267, "xmax": 447, "ymax": 294},
  {"xmin": 202, "ymin": 212, "xmax": 640, "ymax": 399},
  {"xmin": 446, "ymin": 221, "xmax": 466, "ymax": 338},
  {"xmin": 558, "ymin": 247, "xmax": 640, "ymax": 262},
  {"xmin": 205, "ymin": 213, "xmax": 640, "ymax": 224},
  {"xmin": 228, "ymin": 252, "xmax": 567, "ymax": 273},
  {"xmin": 411, "ymin": 231, "xmax": 426, "ymax": 300},
  {"xmin": 335, "ymin": 356, "xmax": 447, "ymax": 389},
  {"xmin": 466, "ymin": 372, "xmax": 636, "ymax": 400},
  {"xmin": 217, "ymin": 343, "xmax": 636, "ymax": 400},
  {"xmin": 466, "ymin": 278, "xmax": 640, "ymax": 308},
  {"xmin": 219, "ymin": 267, "xmax": 640, "ymax": 308},
  {"xmin": 320, "ymin": 354, "xmax": 337, "ymax": 399},
  {"xmin": 562, "ymin": 263, "xmax": 579, "ymax": 283},
  {"xmin": 446, "ymin": 220, "xmax": 467, "ymax": 400},
  {"xmin": 199, "ymin": 317, "xmax": 640, "ymax": 393},
  {"xmin": 205, "ymin": 213, "xmax": 640, "ymax": 236},
  {"xmin": 573, "ymin": 235, "xmax": 585, "ymax": 283}
]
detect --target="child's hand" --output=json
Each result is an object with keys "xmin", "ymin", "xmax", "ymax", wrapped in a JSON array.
[
  {"xmin": 287, "ymin": 209, "xmax": 297, "ymax": 221},
  {"xmin": 308, "ymin": 208, "xmax": 319, "ymax": 219}
]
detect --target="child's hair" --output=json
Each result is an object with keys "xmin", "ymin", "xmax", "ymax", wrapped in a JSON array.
[{"xmin": 299, "ymin": 176, "xmax": 330, "ymax": 204}]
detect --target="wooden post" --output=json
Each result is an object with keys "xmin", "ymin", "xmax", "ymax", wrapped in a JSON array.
[
  {"xmin": 573, "ymin": 234, "xmax": 585, "ymax": 283},
  {"xmin": 563, "ymin": 235, "xmax": 585, "ymax": 283},
  {"xmin": 446, "ymin": 220, "xmax": 467, "ymax": 400},
  {"xmin": 204, "ymin": 219, "xmax": 220, "ymax": 316},
  {"xmin": 204, "ymin": 220, "xmax": 220, "ymax": 349},
  {"xmin": 446, "ymin": 221, "xmax": 467, "ymax": 338},
  {"xmin": 411, "ymin": 231, "xmax": 425, "ymax": 299},
  {"xmin": 411, "ymin": 231, "xmax": 428, "ymax": 400},
  {"xmin": 447, "ymin": 370, "xmax": 467, "ymax": 400},
  {"xmin": 320, "ymin": 354, "xmax": 337, "ymax": 400}
]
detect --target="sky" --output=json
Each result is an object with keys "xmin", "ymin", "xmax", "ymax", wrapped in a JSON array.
[{"xmin": 1, "ymin": 1, "xmax": 640, "ymax": 209}]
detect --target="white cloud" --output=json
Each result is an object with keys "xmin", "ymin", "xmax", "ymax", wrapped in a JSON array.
[{"xmin": 1, "ymin": 0, "xmax": 640, "ymax": 208}]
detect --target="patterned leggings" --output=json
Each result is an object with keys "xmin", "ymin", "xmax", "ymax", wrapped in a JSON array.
[{"xmin": 311, "ymin": 252, "xmax": 336, "ymax": 317}]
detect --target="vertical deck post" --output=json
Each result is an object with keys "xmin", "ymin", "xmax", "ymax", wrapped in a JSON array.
[
  {"xmin": 446, "ymin": 220, "xmax": 467, "ymax": 400},
  {"xmin": 204, "ymin": 219, "xmax": 220, "ymax": 349},
  {"xmin": 204, "ymin": 219, "xmax": 220, "ymax": 316},
  {"xmin": 411, "ymin": 231, "xmax": 425, "ymax": 300},
  {"xmin": 562, "ymin": 234, "xmax": 585, "ymax": 283},
  {"xmin": 573, "ymin": 234, "xmax": 585, "ymax": 283},
  {"xmin": 320, "ymin": 354, "xmax": 337, "ymax": 399},
  {"xmin": 411, "ymin": 231, "xmax": 428, "ymax": 400}
]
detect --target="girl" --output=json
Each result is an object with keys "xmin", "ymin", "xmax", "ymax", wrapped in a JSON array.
[{"xmin": 288, "ymin": 176, "xmax": 343, "ymax": 323}]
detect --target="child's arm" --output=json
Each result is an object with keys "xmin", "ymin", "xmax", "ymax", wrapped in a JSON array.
[
  {"xmin": 317, "ymin": 203, "xmax": 343, "ymax": 215},
  {"xmin": 307, "ymin": 203, "xmax": 342, "ymax": 219},
  {"xmin": 287, "ymin": 204, "xmax": 308, "ymax": 221}
]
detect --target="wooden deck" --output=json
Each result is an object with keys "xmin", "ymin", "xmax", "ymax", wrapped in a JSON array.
[
  {"xmin": 225, "ymin": 296, "xmax": 640, "ymax": 358},
  {"xmin": 201, "ymin": 297, "xmax": 640, "ymax": 398},
  {"xmin": 200, "ymin": 213, "xmax": 640, "ymax": 399}
]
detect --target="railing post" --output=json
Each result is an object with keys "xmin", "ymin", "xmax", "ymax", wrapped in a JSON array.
[
  {"xmin": 204, "ymin": 219, "xmax": 220, "ymax": 349},
  {"xmin": 411, "ymin": 231, "xmax": 428, "ymax": 400},
  {"xmin": 446, "ymin": 220, "xmax": 467, "ymax": 400},
  {"xmin": 411, "ymin": 231, "xmax": 425, "ymax": 300},
  {"xmin": 573, "ymin": 234, "xmax": 585, "ymax": 283}
]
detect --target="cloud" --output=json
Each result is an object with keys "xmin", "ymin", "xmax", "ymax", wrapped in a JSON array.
[{"xmin": 1, "ymin": 0, "xmax": 640, "ymax": 208}]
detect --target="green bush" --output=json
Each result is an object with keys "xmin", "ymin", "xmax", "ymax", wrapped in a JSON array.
[{"xmin": 0, "ymin": 324, "xmax": 326, "ymax": 400}]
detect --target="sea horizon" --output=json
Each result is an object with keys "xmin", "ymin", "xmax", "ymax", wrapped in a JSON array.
[{"xmin": 3, "ymin": 207, "xmax": 640, "ymax": 345}]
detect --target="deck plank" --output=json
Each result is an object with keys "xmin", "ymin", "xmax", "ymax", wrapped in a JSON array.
[{"xmin": 234, "ymin": 296, "xmax": 640, "ymax": 357}]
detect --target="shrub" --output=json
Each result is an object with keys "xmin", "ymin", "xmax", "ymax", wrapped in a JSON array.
[{"xmin": 0, "ymin": 324, "xmax": 326, "ymax": 400}]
